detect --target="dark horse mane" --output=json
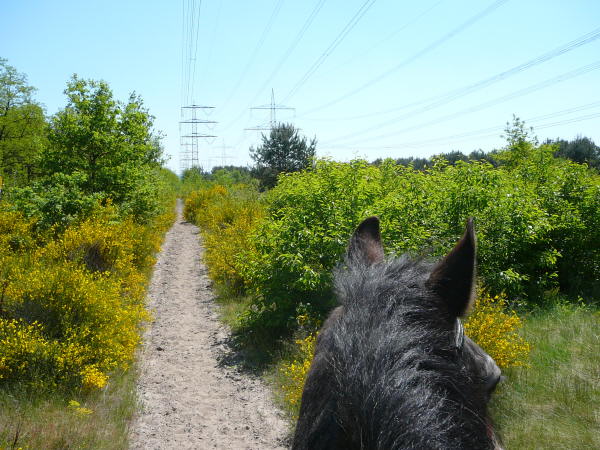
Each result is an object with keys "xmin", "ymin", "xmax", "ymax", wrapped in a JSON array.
[{"xmin": 293, "ymin": 218, "xmax": 497, "ymax": 450}]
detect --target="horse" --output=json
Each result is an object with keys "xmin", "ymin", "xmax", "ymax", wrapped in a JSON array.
[{"xmin": 292, "ymin": 217, "xmax": 503, "ymax": 449}]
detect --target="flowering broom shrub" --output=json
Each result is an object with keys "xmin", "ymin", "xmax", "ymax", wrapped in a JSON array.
[
  {"xmin": 202, "ymin": 203, "xmax": 264, "ymax": 294},
  {"xmin": 184, "ymin": 184, "xmax": 264, "ymax": 294},
  {"xmin": 0, "ymin": 319, "xmax": 54, "ymax": 384},
  {"xmin": 279, "ymin": 332, "xmax": 316, "ymax": 414},
  {"xmin": 0, "ymin": 202, "xmax": 170, "ymax": 390},
  {"xmin": 40, "ymin": 205, "xmax": 158, "ymax": 300},
  {"xmin": 5, "ymin": 261, "xmax": 148, "ymax": 386},
  {"xmin": 464, "ymin": 291, "xmax": 531, "ymax": 368},
  {"xmin": 0, "ymin": 210, "xmax": 36, "ymax": 253},
  {"xmin": 183, "ymin": 184, "xmax": 228, "ymax": 224}
]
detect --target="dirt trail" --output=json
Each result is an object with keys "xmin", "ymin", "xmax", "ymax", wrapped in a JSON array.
[{"xmin": 129, "ymin": 201, "xmax": 288, "ymax": 449}]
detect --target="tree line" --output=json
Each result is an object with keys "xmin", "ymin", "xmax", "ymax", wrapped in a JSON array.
[{"xmin": 182, "ymin": 117, "xmax": 599, "ymax": 193}]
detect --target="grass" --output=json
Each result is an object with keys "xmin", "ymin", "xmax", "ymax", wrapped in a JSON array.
[
  {"xmin": 212, "ymin": 289, "xmax": 291, "ymax": 372},
  {"xmin": 269, "ymin": 335, "xmax": 315, "ymax": 422},
  {"xmin": 212, "ymin": 287, "xmax": 253, "ymax": 330},
  {"xmin": 491, "ymin": 301, "xmax": 600, "ymax": 449},
  {"xmin": 0, "ymin": 368, "xmax": 137, "ymax": 449}
]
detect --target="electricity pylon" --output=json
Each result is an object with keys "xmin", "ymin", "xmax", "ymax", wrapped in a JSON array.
[
  {"xmin": 179, "ymin": 104, "xmax": 217, "ymax": 172},
  {"xmin": 245, "ymin": 89, "xmax": 295, "ymax": 132}
]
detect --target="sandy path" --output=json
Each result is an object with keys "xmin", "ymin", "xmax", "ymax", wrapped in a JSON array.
[{"xmin": 129, "ymin": 201, "xmax": 288, "ymax": 449}]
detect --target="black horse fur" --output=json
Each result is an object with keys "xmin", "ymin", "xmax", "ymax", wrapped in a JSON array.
[{"xmin": 292, "ymin": 217, "xmax": 502, "ymax": 450}]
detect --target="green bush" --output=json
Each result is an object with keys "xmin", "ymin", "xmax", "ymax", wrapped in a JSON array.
[
  {"xmin": 238, "ymin": 160, "xmax": 382, "ymax": 335},
  {"xmin": 7, "ymin": 172, "xmax": 103, "ymax": 229},
  {"xmin": 236, "ymin": 149, "xmax": 599, "ymax": 338}
]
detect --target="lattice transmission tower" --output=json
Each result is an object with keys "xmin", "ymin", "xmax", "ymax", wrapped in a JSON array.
[
  {"xmin": 179, "ymin": 105, "xmax": 217, "ymax": 172},
  {"xmin": 245, "ymin": 89, "xmax": 295, "ymax": 132},
  {"xmin": 211, "ymin": 139, "xmax": 235, "ymax": 167}
]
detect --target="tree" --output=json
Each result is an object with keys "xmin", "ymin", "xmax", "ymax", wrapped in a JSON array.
[
  {"xmin": 550, "ymin": 136, "xmax": 600, "ymax": 169},
  {"xmin": 250, "ymin": 123, "xmax": 316, "ymax": 189},
  {"xmin": 42, "ymin": 75, "xmax": 163, "ymax": 202},
  {"xmin": 436, "ymin": 150, "xmax": 468, "ymax": 165},
  {"xmin": 468, "ymin": 149, "xmax": 499, "ymax": 167},
  {"xmin": 4, "ymin": 75, "xmax": 169, "ymax": 225},
  {"xmin": 0, "ymin": 58, "xmax": 46, "ymax": 186},
  {"xmin": 502, "ymin": 115, "xmax": 538, "ymax": 150},
  {"xmin": 497, "ymin": 115, "xmax": 539, "ymax": 167},
  {"xmin": 394, "ymin": 156, "xmax": 431, "ymax": 171}
]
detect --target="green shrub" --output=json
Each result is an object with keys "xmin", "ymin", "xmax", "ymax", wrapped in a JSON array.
[
  {"xmin": 237, "ymin": 150, "xmax": 599, "ymax": 338},
  {"xmin": 238, "ymin": 160, "xmax": 382, "ymax": 335},
  {"xmin": 7, "ymin": 172, "xmax": 103, "ymax": 230}
]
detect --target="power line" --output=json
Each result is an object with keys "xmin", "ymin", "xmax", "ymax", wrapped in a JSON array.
[
  {"xmin": 179, "ymin": 0, "xmax": 217, "ymax": 172},
  {"xmin": 184, "ymin": 0, "xmax": 196, "ymax": 104},
  {"xmin": 408, "ymin": 110, "xmax": 600, "ymax": 149},
  {"xmin": 181, "ymin": 0, "xmax": 203, "ymax": 105},
  {"xmin": 322, "ymin": 100, "xmax": 600, "ymax": 151},
  {"xmin": 304, "ymin": 25, "xmax": 600, "ymax": 122},
  {"xmin": 198, "ymin": 0, "xmax": 224, "ymax": 92},
  {"xmin": 181, "ymin": 0, "xmax": 195, "ymax": 105},
  {"xmin": 220, "ymin": 0, "xmax": 326, "ymax": 134},
  {"xmin": 526, "ymin": 100, "xmax": 600, "ymax": 124},
  {"xmin": 325, "ymin": 60, "xmax": 600, "ymax": 146},
  {"xmin": 302, "ymin": 0, "xmax": 509, "ymax": 115},
  {"xmin": 189, "ymin": 0, "xmax": 203, "ymax": 104},
  {"xmin": 245, "ymin": 89, "xmax": 295, "ymax": 131},
  {"xmin": 212, "ymin": 139, "xmax": 236, "ymax": 167},
  {"xmin": 180, "ymin": 0, "xmax": 187, "ymax": 106},
  {"xmin": 327, "ymin": 0, "xmax": 447, "ymax": 76},
  {"xmin": 219, "ymin": 0, "xmax": 286, "ymax": 113},
  {"xmin": 180, "ymin": 105, "xmax": 218, "ymax": 171},
  {"xmin": 247, "ymin": 0, "xmax": 327, "ymax": 109},
  {"xmin": 282, "ymin": 0, "xmax": 377, "ymax": 103}
]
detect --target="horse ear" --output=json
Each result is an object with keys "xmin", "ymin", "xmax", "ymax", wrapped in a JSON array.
[
  {"xmin": 427, "ymin": 218, "xmax": 476, "ymax": 317},
  {"xmin": 347, "ymin": 216, "xmax": 384, "ymax": 265}
]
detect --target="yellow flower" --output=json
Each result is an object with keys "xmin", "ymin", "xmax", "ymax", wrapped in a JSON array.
[
  {"xmin": 80, "ymin": 365, "xmax": 108, "ymax": 390},
  {"xmin": 280, "ymin": 332, "xmax": 317, "ymax": 412},
  {"xmin": 0, "ymin": 205, "xmax": 163, "ymax": 390},
  {"xmin": 68, "ymin": 399, "xmax": 94, "ymax": 416},
  {"xmin": 465, "ymin": 291, "xmax": 531, "ymax": 369}
]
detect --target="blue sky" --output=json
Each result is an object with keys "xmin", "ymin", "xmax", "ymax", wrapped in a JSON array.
[{"xmin": 2, "ymin": 0, "xmax": 600, "ymax": 173}]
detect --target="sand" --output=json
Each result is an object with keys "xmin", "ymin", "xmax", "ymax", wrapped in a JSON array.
[{"xmin": 129, "ymin": 201, "xmax": 289, "ymax": 449}]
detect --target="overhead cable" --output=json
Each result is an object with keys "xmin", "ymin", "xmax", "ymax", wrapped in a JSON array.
[
  {"xmin": 221, "ymin": 0, "xmax": 327, "ymax": 133},
  {"xmin": 282, "ymin": 0, "xmax": 377, "ymax": 103},
  {"xmin": 305, "ymin": 25, "xmax": 600, "ymax": 122},
  {"xmin": 327, "ymin": 0, "xmax": 447, "ymax": 76},
  {"xmin": 219, "ymin": 0, "xmax": 286, "ymax": 113},
  {"xmin": 303, "ymin": 0, "xmax": 509, "ymax": 115},
  {"xmin": 324, "ymin": 60, "xmax": 600, "ymax": 146},
  {"xmin": 322, "ymin": 100, "xmax": 600, "ymax": 151}
]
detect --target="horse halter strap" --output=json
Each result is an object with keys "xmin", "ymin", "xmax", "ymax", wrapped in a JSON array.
[{"xmin": 454, "ymin": 318, "xmax": 465, "ymax": 351}]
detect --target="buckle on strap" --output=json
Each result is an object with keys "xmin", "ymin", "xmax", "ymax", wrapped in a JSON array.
[{"xmin": 454, "ymin": 318, "xmax": 465, "ymax": 350}]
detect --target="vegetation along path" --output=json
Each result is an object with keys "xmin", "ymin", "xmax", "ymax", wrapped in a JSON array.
[{"xmin": 130, "ymin": 201, "xmax": 288, "ymax": 449}]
